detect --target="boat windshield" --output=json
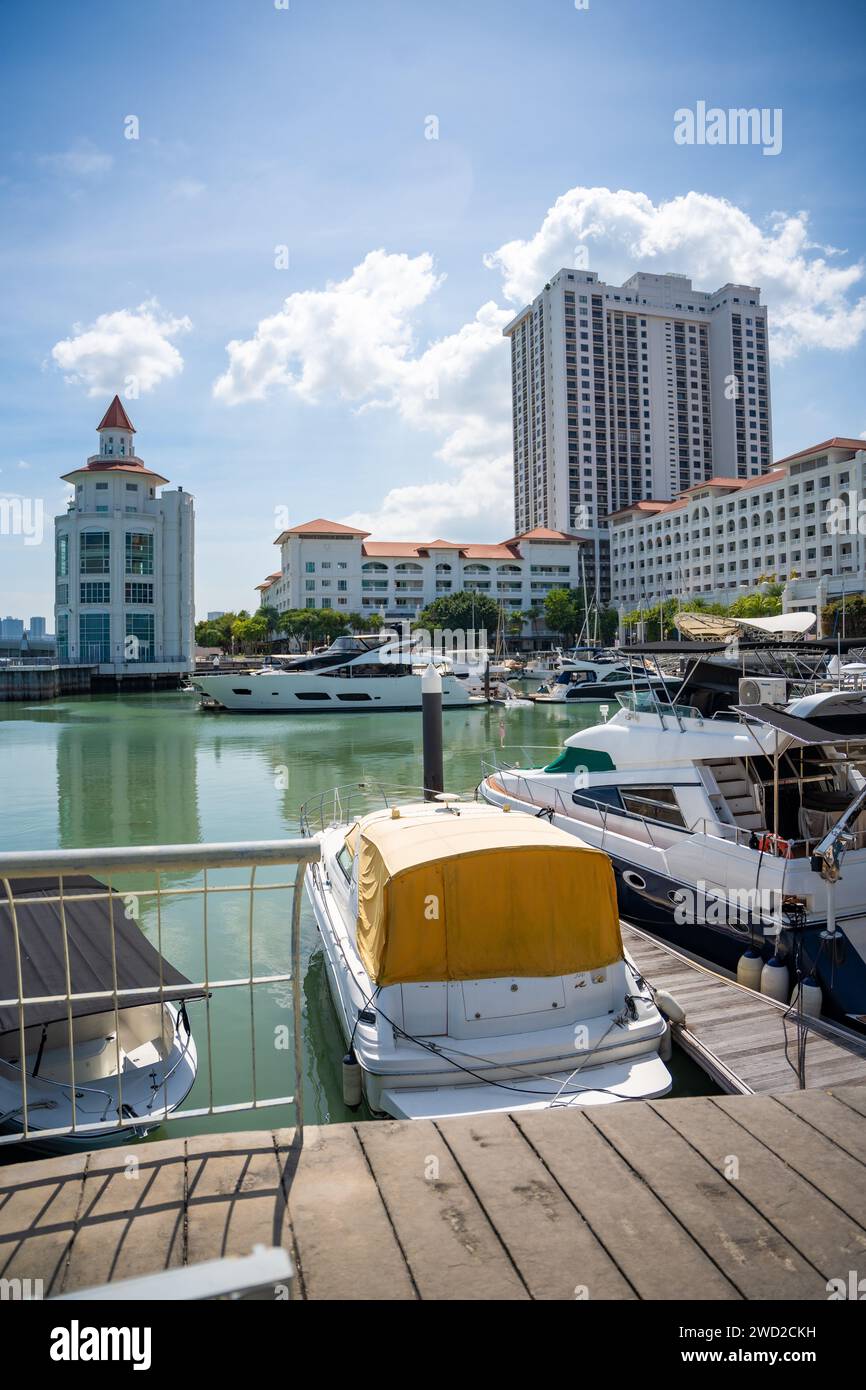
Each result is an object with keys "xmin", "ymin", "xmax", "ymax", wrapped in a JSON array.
[{"xmin": 617, "ymin": 691, "xmax": 703, "ymax": 720}]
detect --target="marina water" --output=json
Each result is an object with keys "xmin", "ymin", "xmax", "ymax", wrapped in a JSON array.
[{"xmin": 0, "ymin": 690, "xmax": 716, "ymax": 1147}]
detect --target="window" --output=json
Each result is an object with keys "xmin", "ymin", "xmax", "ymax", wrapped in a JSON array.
[
  {"xmin": 79, "ymin": 612, "xmax": 111, "ymax": 663},
  {"xmin": 125, "ymin": 581, "xmax": 153, "ymax": 604},
  {"xmin": 57, "ymin": 613, "xmax": 69, "ymax": 662},
  {"xmin": 126, "ymin": 531, "xmax": 153, "ymax": 575},
  {"xmin": 125, "ymin": 613, "xmax": 154, "ymax": 662},
  {"xmin": 80, "ymin": 581, "xmax": 110, "ymax": 603},
  {"xmin": 572, "ymin": 786, "xmax": 624, "ymax": 813},
  {"xmin": 56, "ymin": 533, "xmax": 69, "ymax": 578},
  {"xmin": 305, "ymin": 562, "xmax": 316, "ymax": 573},
  {"xmin": 80, "ymin": 531, "xmax": 110, "ymax": 574},
  {"xmin": 620, "ymin": 786, "xmax": 687, "ymax": 828}
]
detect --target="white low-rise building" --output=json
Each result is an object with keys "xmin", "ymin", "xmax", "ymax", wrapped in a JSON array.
[
  {"xmin": 54, "ymin": 396, "xmax": 195, "ymax": 677},
  {"xmin": 609, "ymin": 437, "xmax": 866, "ymax": 620},
  {"xmin": 257, "ymin": 519, "xmax": 588, "ymax": 635}
]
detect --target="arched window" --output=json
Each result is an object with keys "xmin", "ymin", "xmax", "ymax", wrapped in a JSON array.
[
  {"xmin": 362, "ymin": 561, "xmax": 388, "ymax": 573},
  {"xmin": 394, "ymin": 561, "xmax": 423, "ymax": 572},
  {"xmin": 435, "ymin": 563, "xmax": 451, "ymax": 573},
  {"xmin": 463, "ymin": 564, "xmax": 490, "ymax": 575}
]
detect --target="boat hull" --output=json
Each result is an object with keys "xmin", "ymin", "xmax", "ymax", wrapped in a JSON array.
[{"xmin": 194, "ymin": 671, "xmax": 475, "ymax": 712}]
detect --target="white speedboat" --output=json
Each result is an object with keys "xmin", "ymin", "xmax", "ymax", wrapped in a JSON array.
[
  {"xmin": 301, "ymin": 792, "xmax": 672, "ymax": 1119},
  {"xmin": 0, "ymin": 876, "xmax": 200, "ymax": 1154},
  {"xmin": 530, "ymin": 662, "xmax": 678, "ymax": 705},
  {"xmin": 193, "ymin": 634, "xmax": 478, "ymax": 713},
  {"xmin": 481, "ymin": 689, "xmax": 866, "ymax": 1026}
]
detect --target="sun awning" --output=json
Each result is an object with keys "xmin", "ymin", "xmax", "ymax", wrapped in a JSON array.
[
  {"xmin": 355, "ymin": 810, "xmax": 622, "ymax": 986},
  {"xmin": 733, "ymin": 705, "xmax": 866, "ymax": 746},
  {"xmin": 0, "ymin": 876, "xmax": 205, "ymax": 1034}
]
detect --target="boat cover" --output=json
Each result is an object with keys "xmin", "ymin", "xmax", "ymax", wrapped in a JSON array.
[
  {"xmin": 0, "ymin": 876, "xmax": 205, "ymax": 1034},
  {"xmin": 355, "ymin": 809, "xmax": 622, "ymax": 985}
]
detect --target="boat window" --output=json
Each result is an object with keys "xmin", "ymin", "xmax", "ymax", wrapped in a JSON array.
[
  {"xmin": 295, "ymin": 692, "xmax": 331, "ymax": 700},
  {"xmin": 572, "ymin": 787, "xmax": 624, "ymax": 812},
  {"xmin": 620, "ymin": 787, "xmax": 687, "ymax": 828},
  {"xmin": 231, "ymin": 688, "xmax": 252, "ymax": 696},
  {"xmin": 337, "ymin": 692, "xmax": 373, "ymax": 701},
  {"xmin": 336, "ymin": 844, "xmax": 354, "ymax": 880}
]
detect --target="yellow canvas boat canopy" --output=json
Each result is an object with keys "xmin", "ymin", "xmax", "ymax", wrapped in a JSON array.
[{"xmin": 353, "ymin": 809, "xmax": 622, "ymax": 986}]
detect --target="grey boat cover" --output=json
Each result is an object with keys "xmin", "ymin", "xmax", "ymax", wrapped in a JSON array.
[{"xmin": 0, "ymin": 875, "xmax": 205, "ymax": 1034}]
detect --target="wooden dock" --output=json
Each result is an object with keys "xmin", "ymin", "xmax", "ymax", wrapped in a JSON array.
[
  {"xmin": 621, "ymin": 922, "xmax": 866, "ymax": 1094},
  {"xmin": 1, "ymin": 1084, "xmax": 865, "ymax": 1299}
]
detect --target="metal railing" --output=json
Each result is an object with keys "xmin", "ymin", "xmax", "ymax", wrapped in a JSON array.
[
  {"xmin": 0, "ymin": 838, "xmax": 319, "ymax": 1148},
  {"xmin": 299, "ymin": 781, "xmax": 473, "ymax": 835},
  {"xmin": 482, "ymin": 756, "xmax": 866, "ymax": 861}
]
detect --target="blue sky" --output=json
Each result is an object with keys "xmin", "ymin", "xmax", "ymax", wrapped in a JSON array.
[{"xmin": 1, "ymin": 0, "xmax": 865, "ymax": 619}]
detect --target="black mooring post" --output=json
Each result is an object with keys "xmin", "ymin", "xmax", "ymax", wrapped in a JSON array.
[{"xmin": 422, "ymin": 662, "xmax": 444, "ymax": 800}]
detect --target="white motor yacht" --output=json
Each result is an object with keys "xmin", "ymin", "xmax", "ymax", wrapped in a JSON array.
[
  {"xmin": 193, "ymin": 634, "xmax": 478, "ymax": 713},
  {"xmin": 481, "ymin": 689, "xmax": 866, "ymax": 1026},
  {"xmin": 301, "ymin": 792, "xmax": 671, "ymax": 1119}
]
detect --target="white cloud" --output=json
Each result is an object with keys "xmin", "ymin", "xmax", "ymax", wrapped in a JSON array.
[
  {"xmin": 214, "ymin": 187, "xmax": 866, "ymax": 538},
  {"xmin": 167, "ymin": 179, "xmax": 206, "ymax": 200},
  {"xmin": 51, "ymin": 301, "xmax": 192, "ymax": 396},
  {"xmin": 38, "ymin": 141, "xmax": 113, "ymax": 177},
  {"xmin": 484, "ymin": 187, "xmax": 866, "ymax": 359},
  {"xmin": 214, "ymin": 251, "xmax": 513, "ymax": 537}
]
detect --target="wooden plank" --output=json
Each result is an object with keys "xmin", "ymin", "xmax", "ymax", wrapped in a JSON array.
[
  {"xmin": 63, "ymin": 1142, "xmax": 186, "ymax": 1293},
  {"xmin": 437, "ymin": 1111, "xmax": 634, "ymax": 1300},
  {"xmin": 589, "ymin": 1098, "xmax": 828, "ymax": 1298},
  {"xmin": 773, "ymin": 1090, "xmax": 866, "ymax": 1165},
  {"xmin": 654, "ymin": 1096, "xmax": 866, "ymax": 1280},
  {"xmin": 357, "ymin": 1117, "xmax": 529, "ymax": 1300},
  {"xmin": 185, "ymin": 1131, "xmax": 283, "ymax": 1268},
  {"xmin": 713, "ymin": 1094, "xmax": 866, "ymax": 1227},
  {"xmin": 831, "ymin": 1083, "xmax": 866, "ymax": 1118},
  {"xmin": 514, "ymin": 1105, "xmax": 739, "ymax": 1300},
  {"xmin": 289, "ymin": 1122, "xmax": 417, "ymax": 1301}
]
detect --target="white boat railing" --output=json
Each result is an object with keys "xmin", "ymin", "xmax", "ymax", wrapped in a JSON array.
[
  {"xmin": 299, "ymin": 781, "xmax": 476, "ymax": 835},
  {"xmin": 0, "ymin": 838, "xmax": 319, "ymax": 1147},
  {"xmin": 482, "ymin": 758, "xmax": 866, "ymax": 862}
]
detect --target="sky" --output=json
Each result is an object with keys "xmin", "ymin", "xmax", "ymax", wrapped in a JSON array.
[{"xmin": 1, "ymin": 0, "xmax": 865, "ymax": 621}]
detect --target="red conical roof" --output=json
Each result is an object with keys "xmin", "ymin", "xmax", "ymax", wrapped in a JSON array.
[{"xmin": 97, "ymin": 395, "xmax": 136, "ymax": 432}]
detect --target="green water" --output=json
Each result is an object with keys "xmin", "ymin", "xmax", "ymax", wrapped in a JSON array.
[{"xmin": 0, "ymin": 691, "xmax": 715, "ymax": 1145}]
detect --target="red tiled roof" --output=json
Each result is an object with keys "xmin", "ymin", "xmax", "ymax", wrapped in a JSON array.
[
  {"xmin": 773, "ymin": 437, "xmax": 864, "ymax": 466},
  {"xmin": 502, "ymin": 527, "xmax": 587, "ymax": 545},
  {"xmin": 461, "ymin": 543, "xmax": 520, "ymax": 559},
  {"xmin": 274, "ymin": 518, "xmax": 370, "ymax": 543},
  {"xmin": 61, "ymin": 461, "xmax": 169, "ymax": 485},
  {"xmin": 97, "ymin": 395, "xmax": 136, "ymax": 433},
  {"xmin": 362, "ymin": 541, "xmax": 424, "ymax": 557}
]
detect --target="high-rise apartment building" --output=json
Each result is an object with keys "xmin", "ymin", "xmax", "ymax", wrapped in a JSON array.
[{"xmin": 504, "ymin": 268, "xmax": 772, "ymax": 599}]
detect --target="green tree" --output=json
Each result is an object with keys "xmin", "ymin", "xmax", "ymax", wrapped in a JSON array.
[
  {"xmin": 195, "ymin": 623, "xmax": 224, "ymax": 648},
  {"xmin": 823, "ymin": 595, "xmax": 866, "ymax": 638},
  {"xmin": 231, "ymin": 613, "xmax": 269, "ymax": 653},
  {"xmin": 521, "ymin": 606, "xmax": 542, "ymax": 638},
  {"xmin": 543, "ymin": 587, "xmax": 583, "ymax": 644},
  {"xmin": 415, "ymin": 591, "xmax": 501, "ymax": 636}
]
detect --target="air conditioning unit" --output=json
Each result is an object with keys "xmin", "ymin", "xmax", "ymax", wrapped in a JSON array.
[{"xmin": 739, "ymin": 677, "xmax": 787, "ymax": 706}]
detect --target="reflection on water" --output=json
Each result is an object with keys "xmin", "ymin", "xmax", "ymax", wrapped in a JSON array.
[{"xmin": 0, "ymin": 691, "xmax": 716, "ymax": 1144}]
